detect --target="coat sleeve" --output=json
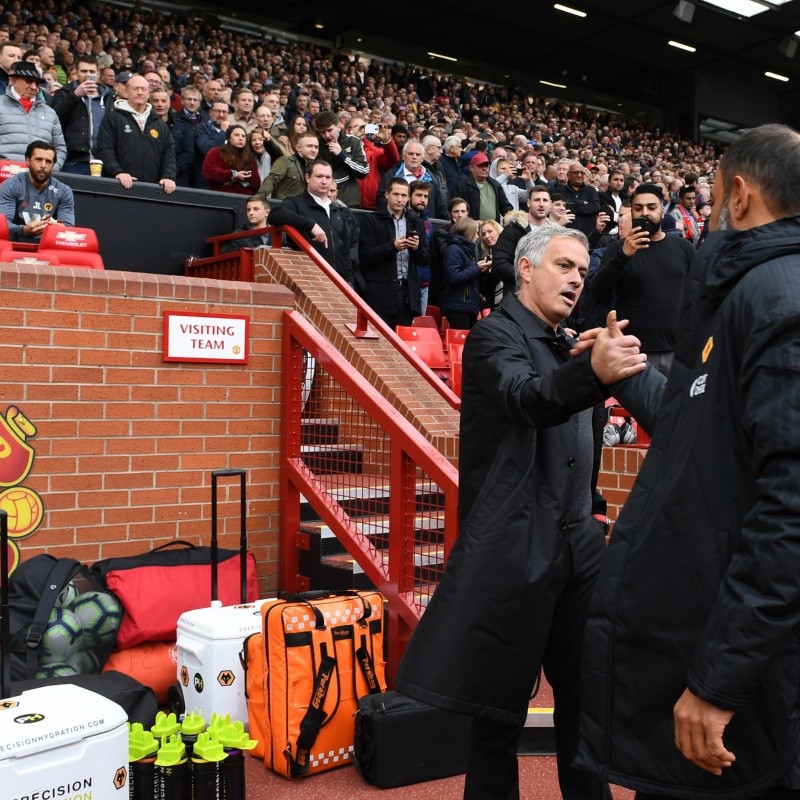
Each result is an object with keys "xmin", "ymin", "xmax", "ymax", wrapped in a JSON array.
[
  {"xmin": 375, "ymin": 139, "xmax": 399, "ymax": 172},
  {"xmin": 338, "ymin": 135, "xmax": 369, "ymax": 179},
  {"xmin": 686, "ymin": 276, "xmax": 800, "ymax": 709},
  {"xmin": 96, "ymin": 113, "xmax": 123, "ymax": 177},
  {"xmin": 159, "ymin": 126, "xmax": 176, "ymax": 180},
  {"xmin": 491, "ymin": 224, "xmax": 521, "ymax": 288},
  {"xmin": 0, "ymin": 179, "xmax": 22, "ymax": 238},
  {"xmin": 258, "ymin": 156, "xmax": 285, "ymax": 198},
  {"xmin": 466, "ymin": 318, "xmax": 606, "ymax": 428},
  {"xmin": 444, "ymin": 243, "xmax": 481, "ymax": 288},
  {"xmin": 267, "ymin": 197, "xmax": 314, "ymax": 238},
  {"xmin": 202, "ymin": 148, "xmax": 232, "ymax": 185},
  {"xmin": 51, "ymin": 112, "xmax": 67, "ymax": 170},
  {"xmin": 574, "ymin": 187, "xmax": 601, "ymax": 218},
  {"xmin": 56, "ymin": 186, "xmax": 76, "ymax": 226},
  {"xmin": 606, "ymin": 364, "xmax": 666, "ymax": 436},
  {"xmin": 358, "ymin": 216, "xmax": 396, "ymax": 270}
]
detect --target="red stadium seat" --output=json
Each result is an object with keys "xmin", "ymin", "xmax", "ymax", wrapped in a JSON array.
[
  {"xmin": 412, "ymin": 315, "xmax": 439, "ymax": 329},
  {"xmin": 424, "ymin": 304, "xmax": 442, "ymax": 326},
  {"xmin": 0, "ymin": 160, "xmax": 28, "ymax": 184},
  {"xmin": 37, "ymin": 226, "xmax": 105, "ymax": 270},
  {"xmin": 396, "ymin": 325, "xmax": 447, "ymax": 369}
]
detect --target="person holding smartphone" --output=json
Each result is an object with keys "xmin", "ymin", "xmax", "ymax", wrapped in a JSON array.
[{"xmin": 52, "ymin": 54, "xmax": 110, "ymax": 175}]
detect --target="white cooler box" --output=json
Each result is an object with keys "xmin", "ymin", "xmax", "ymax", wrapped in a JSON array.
[
  {"xmin": 176, "ymin": 598, "xmax": 272, "ymax": 727},
  {"xmin": 0, "ymin": 683, "xmax": 128, "ymax": 799}
]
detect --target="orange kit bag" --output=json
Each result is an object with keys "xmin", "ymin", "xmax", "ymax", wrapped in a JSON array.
[{"xmin": 243, "ymin": 589, "xmax": 386, "ymax": 778}]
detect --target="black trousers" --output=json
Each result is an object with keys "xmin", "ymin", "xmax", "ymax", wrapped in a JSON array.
[{"xmin": 463, "ymin": 519, "xmax": 610, "ymax": 800}]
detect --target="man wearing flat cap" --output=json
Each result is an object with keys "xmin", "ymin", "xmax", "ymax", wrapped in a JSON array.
[{"xmin": 0, "ymin": 61, "xmax": 66, "ymax": 168}]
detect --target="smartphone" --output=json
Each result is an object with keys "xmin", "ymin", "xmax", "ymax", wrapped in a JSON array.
[{"xmin": 365, "ymin": 123, "xmax": 379, "ymax": 135}]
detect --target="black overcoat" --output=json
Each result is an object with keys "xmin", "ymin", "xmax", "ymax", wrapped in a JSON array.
[
  {"xmin": 576, "ymin": 216, "xmax": 800, "ymax": 798},
  {"xmin": 394, "ymin": 292, "xmax": 607, "ymax": 724}
]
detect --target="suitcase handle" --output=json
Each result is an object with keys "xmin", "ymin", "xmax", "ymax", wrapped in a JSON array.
[{"xmin": 211, "ymin": 469, "xmax": 247, "ymax": 604}]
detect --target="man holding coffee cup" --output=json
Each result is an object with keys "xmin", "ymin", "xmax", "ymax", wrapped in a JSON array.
[
  {"xmin": 52, "ymin": 54, "xmax": 110, "ymax": 175},
  {"xmin": 0, "ymin": 139, "xmax": 75, "ymax": 243}
]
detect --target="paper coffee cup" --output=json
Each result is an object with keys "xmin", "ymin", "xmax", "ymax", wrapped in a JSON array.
[{"xmin": 89, "ymin": 159, "xmax": 102, "ymax": 177}]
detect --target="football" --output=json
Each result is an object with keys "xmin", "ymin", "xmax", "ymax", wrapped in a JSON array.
[
  {"xmin": 36, "ymin": 662, "xmax": 79, "ymax": 680},
  {"xmin": 69, "ymin": 591, "xmax": 123, "ymax": 647},
  {"xmin": 39, "ymin": 607, "xmax": 84, "ymax": 662},
  {"xmin": 67, "ymin": 648, "xmax": 101, "ymax": 675}
]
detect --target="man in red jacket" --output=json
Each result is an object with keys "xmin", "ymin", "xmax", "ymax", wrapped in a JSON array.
[{"xmin": 346, "ymin": 116, "xmax": 398, "ymax": 210}]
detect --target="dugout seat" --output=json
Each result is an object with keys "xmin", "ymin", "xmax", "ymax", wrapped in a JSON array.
[
  {"xmin": 37, "ymin": 225, "xmax": 105, "ymax": 270},
  {"xmin": 396, "ymin": 325, "xmax": 448, "ymax": 369}
]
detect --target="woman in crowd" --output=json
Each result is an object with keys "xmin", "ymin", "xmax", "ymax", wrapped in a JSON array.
[
  {"xmin": 275, "ymin": 113, "xmax": 308, "ymax": 157},
  {"xmin": 440, "ymin": 216, "xmax": 493, "ymax": 330},
  {"xmin": 477, "ymin": 219, "xmax": 503, "ymax": 313},
  {"xmin": 202, "ymin": 124, "xmax": 261, "ymax": 195}
]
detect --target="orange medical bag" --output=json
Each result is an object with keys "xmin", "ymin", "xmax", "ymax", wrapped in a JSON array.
[{"xmin": 243, "ymin": 590, "xmax": 386, "ymax": 778}]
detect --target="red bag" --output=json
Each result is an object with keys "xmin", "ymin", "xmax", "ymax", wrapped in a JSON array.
[{"xmin": 91, "ymin": 541, "xmax": 258, "ymax": 650}]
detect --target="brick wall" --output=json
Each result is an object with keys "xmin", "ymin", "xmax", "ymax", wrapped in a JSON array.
[
  {"xmin": 0, "ymin": 263, "xmax": 293, "ymax": 594},
  {"xmin": 598, "ymin": 445, "xmax": 647, "ymax": 522}
]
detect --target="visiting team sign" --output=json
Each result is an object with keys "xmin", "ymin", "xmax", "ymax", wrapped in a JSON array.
[{"xmin": 163, "ymin": 311, "xmax": 250, "ymax": 364}]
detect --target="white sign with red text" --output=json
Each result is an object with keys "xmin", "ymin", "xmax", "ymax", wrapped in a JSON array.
[{"xmin": 163, "ymin": 311, "xmax": 249, "ymax": 364}]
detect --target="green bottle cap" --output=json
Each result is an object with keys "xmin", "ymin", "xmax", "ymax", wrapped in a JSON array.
[
  {"xmin": 217, "ymin": 719, "xmax": 258, "ymax": 751},
  {"xmin": 129, "ymin": 722, "xmax": 159, "ymax": 760},
  {"xmin": 181, "ymin": 711, "xmax": 206, "ymax": 737},
  {"xmin": 155, "ymin": 733, "xmax": 187, "ymax": 766},
  {"xmin": 151, "ymin": 711, "xmax": 181, "ymax": 740},
  {"xmin": 192, "ymin": 730, "xmax": 228, "ymax": 762}
]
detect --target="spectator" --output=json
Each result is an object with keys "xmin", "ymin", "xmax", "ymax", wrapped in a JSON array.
[
  {"xmin": 220, "ymin": 194, "xmax": 271, "ymax": 254},
  {"xmin": 258, "ymin": 130, "xmax": 319, "ymax": 201},
  {"xmin": 0, "ymin": 41, "xmax": 21, "ymax": 95},
  {"xmin": 561, "ymin": 162, "xmax": 601, "ymax": 238},
  {"xmin": 194, "ymin": 99, "xmax": 230, "ymax": 189},
  {"xmin": 670, "ymin": 184, "xmax": 702, "ymax": 247},
  {"xmin": 440, "ymin": 216, "xmax": 491, "ymax": 330},
  {"xmin": 490, "ymin": 157, "xmax": 530, "ymax": 210},
  {"xmin": 359, "ymin": 177, "xmax": 430, "ymax": 327},
  {"xmin": 274, "ymin": 113, "xmax": 308, "ymax": 158},
  {"xmin": 430, "ymin": 196, "xmax": 471, "ymax": 308},
  {"xmin": 113, "ymin": 70, "xmax": 132, "ymax": 101},
  {"xmin": 96, "ymin": 73, "xmax": 176, "ymax": 193},
  {"xmin": 477, "ymin": 218, "xmax": 504, "ymax": 311},
  {"xmin": 202, "ymin": 124, "xmax": 260, "ymax": 196},
  {"xmin": 586, "ymin": 183, "xmax": 694, "ymax": 376},
  {"xmin": 422, "ymin": 134, "xmax": 448, "ymax": 208},
  {"xmin": 492, "ymin": 186, "xmax": 554, "ymax": 302},
  {"xmin": 313, "ymin": 109, "xmax": 369, "ymax": 208},
  {"xmin": 408, "ymin": 179, "xmax": 433, "ymax": 313},
  {"xmin": 0, "ymin": 61, "xmax": 66, "ymax": 169},
  {"xmin": 230, "ymin": 86, "xmax": 257, "ymax": 133},
  {"xmin": 52, "ymin": 55, "xmax": 110, "ymax": 175},
  {"xmin": 546, "ymin": 158, "xmax": 571, "ymax": 193},
  {"xmin": 378, "ymin": 139, "xmax": 448, "ymax": 219},
  {"xmin": 346, "ymin": 116, "xmax": 399, "ymax": 211},
  {"xmin": 439, "ymin": 134, "xmax": 463, "ymax": 200},
  {"xmin": 268, "ymin": 158, "xmax": 354, "ymax": 286},
  {"xmin": 0, "ymin": 139, "xmax": 75, "ymax": 243},
  {"xmin": 456, "ymin": 151, "xmax": 512, "ymax": 224},
  {"xmin": 171, "ymin": 86, "xmax": 203, "ymax": 187},
  {"xmin": 329, "ymin": 181, "xmax": 362, "ymax": 291},
  {"xmin": 599, "ymin": 168, "xmax": 624, "ymax": 239}
]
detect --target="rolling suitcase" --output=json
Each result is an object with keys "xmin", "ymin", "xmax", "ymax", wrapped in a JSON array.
[
  {"xmin": 244, "ymin": 589, "xmax": 387, "ymax": 778},
  {"xmin": 0, "ymin": 511, "xmax": 131, "ymax": 799},
  {"xmin": 174, "ymin": 468, "xmax": 268, "ymax": 725}
]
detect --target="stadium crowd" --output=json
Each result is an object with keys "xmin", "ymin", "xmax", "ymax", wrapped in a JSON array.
[{"xmin": 0, "ymin": 0, "xmax": 719, "ymax": 330}]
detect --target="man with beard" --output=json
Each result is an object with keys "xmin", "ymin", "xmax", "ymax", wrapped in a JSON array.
[
  {"xmin": 0, "ymin": 139, "xmax": 74, "ymax": 243},
  {"xmin": 585, "ymin": 183, "xmax": 693, "ymax": 376},
  {"xmin": 491, "ymin": 186, "xmax": 553, "ymax": 300},
  {"xmin": 575, "ymin": 121, "xmax": 800, "ymax": 800}
]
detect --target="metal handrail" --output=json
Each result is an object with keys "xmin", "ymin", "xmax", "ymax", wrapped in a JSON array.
[{"xmin": 280, "ymin": 309, "xmax": 459, "ymax": 678}]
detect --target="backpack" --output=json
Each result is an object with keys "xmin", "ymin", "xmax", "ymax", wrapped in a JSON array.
[{"xmin": 7, "ymin": 555, "xmax": 118, "ymax": 680}]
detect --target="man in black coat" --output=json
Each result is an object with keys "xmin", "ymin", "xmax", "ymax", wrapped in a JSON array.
[
  {"xmin": 456, "ymin": 151, "xmax": 512, "ymax": 223},
  {"xmin": 268, "ymin": 159, "xmax": 354, "ymax": 286},
  {"xmin": 358, "ymin": 177, "xmax": 430, "ymax": 328},
  {"xmin": 576, "ymin": 123, "xmax": 800, "ymax": 800},
  {"xmin": 560, "ymin": 161, "xmax": 601, "ymax": 238},
  {"xmin": 394, "ymin": 225, "xmax": 646, "ymax": 800}
]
